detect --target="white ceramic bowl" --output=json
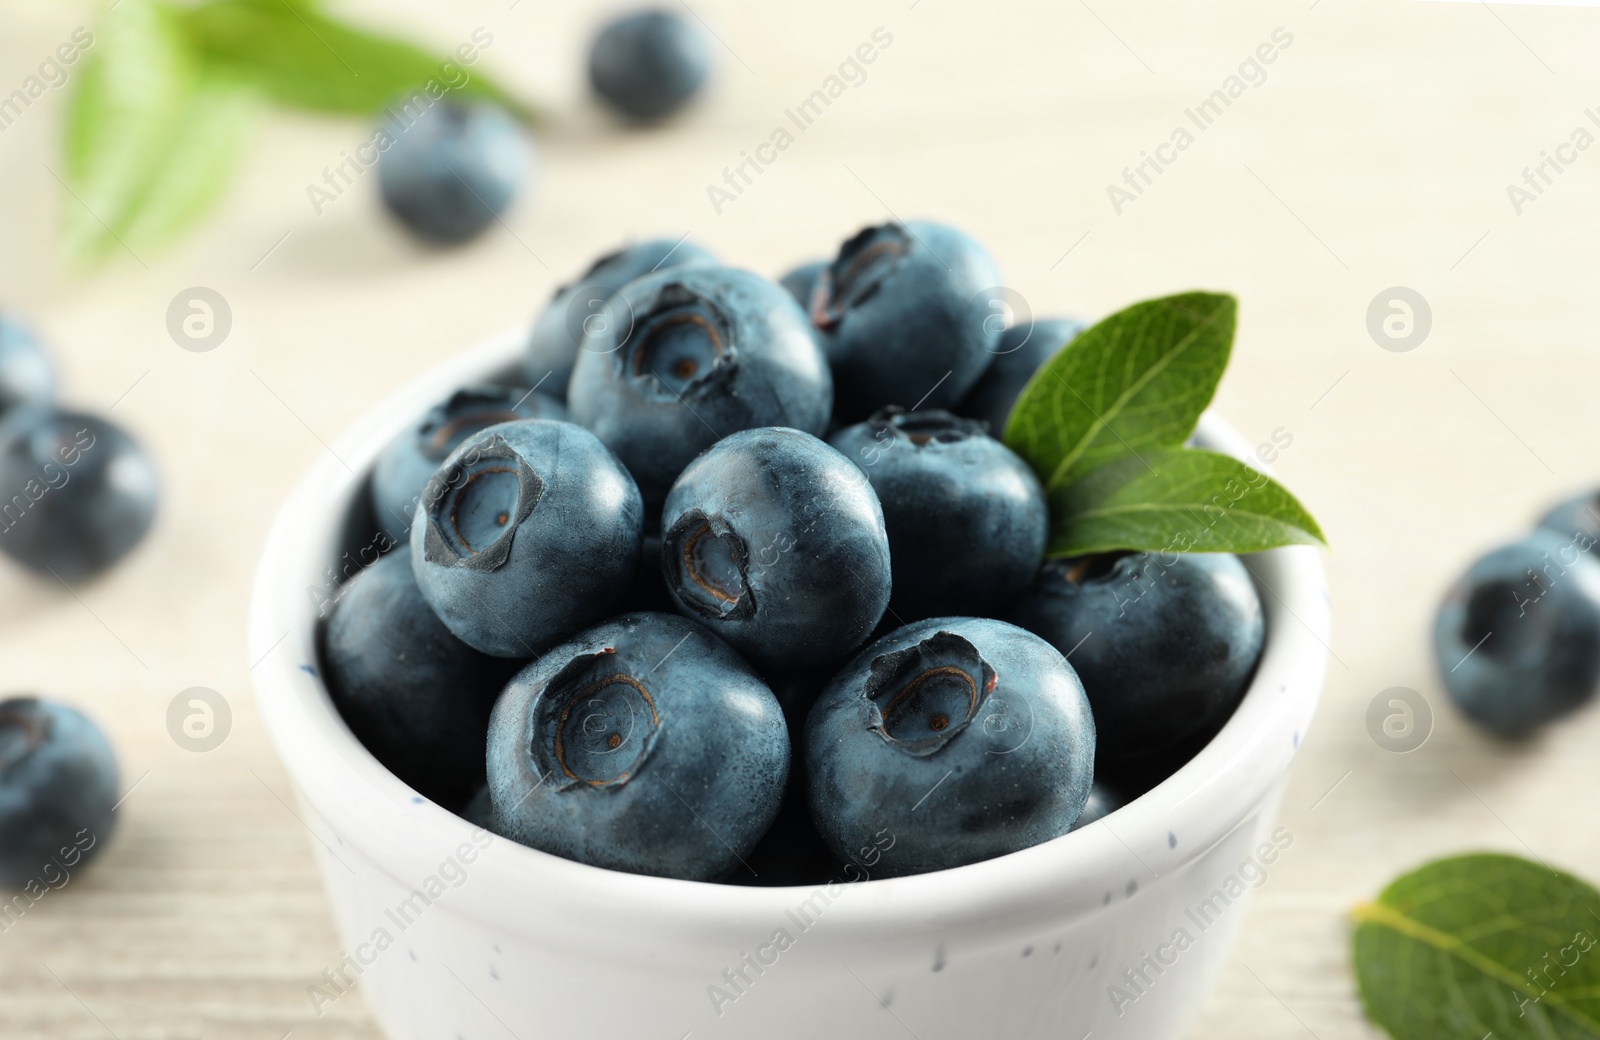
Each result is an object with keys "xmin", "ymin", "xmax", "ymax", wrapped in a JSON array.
[{"xmin": 249, "ymin": 329, "xmax": 1330, "ymax": 1040}]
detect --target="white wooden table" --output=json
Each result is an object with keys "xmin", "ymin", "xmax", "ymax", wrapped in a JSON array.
[{"xmin": 2, "ymin": 1, "xmax": 1598, "ymax": 1036}]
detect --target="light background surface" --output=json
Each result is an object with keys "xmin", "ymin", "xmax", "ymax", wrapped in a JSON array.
[{"xmin": 1, "ymin": 1, "xmax": 1598, "ymax": 1036}]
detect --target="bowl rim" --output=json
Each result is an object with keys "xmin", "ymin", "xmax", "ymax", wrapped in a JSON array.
[{"xmin": 247, "ymin": 328, "xmax": 1330, "ymax": 954}]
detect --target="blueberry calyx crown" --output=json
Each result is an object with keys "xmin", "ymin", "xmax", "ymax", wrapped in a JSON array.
[
  {"xmin": 533, "ymin": 650, "xmax": 662, "ymax": 790},
  {"xmin": 421, "ymin": 433, "xmax": 545, "ymax": 572},
  {"xmin": 810, "ymin": 222, "xmax": 910, "ymax": 332},
  {"xmin": 866, "ymin": 407, "xmax": 983, "ymax": 447},
  {"xmin": 0, "ymin": 697, "xmax": 47, "ymax": 774},
  {"xmin": 418, "ymin": 388, "xmax": 529, "ymax": 463},
  {"xmin": 624, "ymin": 283, "xmax": 735, "ymax": 400},
  {"xmin": 865, "ymin": 632, "xmax": 997, "ymax": 757},
  {"xmin": 662, "ymin": 510, "xmax": 755, "ymax": 621}
]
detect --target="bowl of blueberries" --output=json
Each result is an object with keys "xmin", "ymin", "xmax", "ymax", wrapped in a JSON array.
[{"xmin": 249, "ymin": 220, "xmax": 1329, "ymax": 1040}]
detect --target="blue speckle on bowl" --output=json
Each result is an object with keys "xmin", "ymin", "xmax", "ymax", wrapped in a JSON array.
[
  {"xmin": 490, "ymin": 964, "xmax": 499, "ymax": 981},
  {"xmin": 1293, "ymin": 730, "xmax": 1300, "ymax": 748},
  {"xmin": 299, "ymin": 663, "xmax": 318, "ymax": 677},
  {"xmin": 411, "ymin": 795, "xmax": 424, "ymax": 805},
  {"xmin": 1167, "ymin": 831, "xmax": 1177, "ymax": 849},
  {"xmin": 932, "ymin": 945, "xmax": 946, "ymax": 972}
]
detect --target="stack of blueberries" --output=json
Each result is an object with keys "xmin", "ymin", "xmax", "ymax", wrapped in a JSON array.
[
  {"xmin": 0, "ymin": 316, "xmax": 156, "ymax": 887},
  {"xmin": 325, "ymin": 221, "xmax": 1267, "ymax": 884}
]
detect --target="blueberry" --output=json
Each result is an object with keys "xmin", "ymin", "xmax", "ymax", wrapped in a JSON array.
[
  {"xmin": 960, "ymin": 317, "xmax": 1086, "ymax": 435},
  {"xmin": 732, "ymin": 770, "xmax": 841, "ymax": 887},
  {"xmin": 1537, "ymin": 490, "xmax": 1600, "ymax": 544},
  {"xmin": 0, "ymin": 411, "xmax": 158, "ymax": 581},
  {"xmin": 525, "ymin": 238, "xmax": 717, "ymax": 400},
  {"xmin": 324, "ymin": 552, "xmax": 521, "ymax": 805},
  {"xmin": 371, "ymin": 385, "xmax": 566, "ymax": 546},
  {"xmin": 804, "ymin": 617, "xmax": 1095, "ymax": 877},
  {"xmin": 766, "ymin": 664, "xmax": 836, "ymax": 739},
  {"xmin": 410, "ymin": 419, "xmax": 643, "ymax": 657},
  {"xmin": 660, "ymin": 427, "xmax": 890, "ymax": 670},
  {"xmin": 378, "ymin": 99, "xmax": 529, "ymax": 245},
  {"xmin": 0, "ymin": 697, "xmax": 118, "ymax": 888},
  {"xmin": 1009, "ymin": 552, "xmax": 1264, "ymax": 762},
  {"xmin": 461, "ymin": 784, "xmax": 503, "ymax": 834},
  {"xmin": 778, "ymin": 260, "xmax": 827, "ymax": 310},
  {"xmin": 829, "ymin": 408, "xmax": 1047, "ymax": 620},
  {"xmin": 731, "ymin": 664, "xmax": 845, "ymax": 886},
  {"xmin": 1434, "ymin": 530, "xmax": 1600, "ymax": 735},
  {"xmin": 1097, "ymin": 707, "xmax": 1228, "ymax": 798},
  {"xmin": 0, "ymin": 315, "xmax": 54, "ymax": 421},
  {"xmin": 487, "ymin": 612, "xmax": 787, "ymax": 881},
  {"xmin": 618, "ymin": 532, "xmax": 675, "ymax": 615},
  {"xmin": 568, "ymin": 266, "xmax": 832, "ymax": 517},
  {"xmin": 1070, "ymin": 782, "xmax": 1124, "ymax": 831},
  {"xmin": 809, "ymin": 221, "xmax": 1002, "ymax": 421},
  {"xmin": 588, "ymin": 9, "xmax": 711, "ymax": 123}
]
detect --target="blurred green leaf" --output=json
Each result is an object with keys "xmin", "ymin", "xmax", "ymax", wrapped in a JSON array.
[
  {"xmin": 63, "ymin": 0, "xmax": 260, "ymax": 265},
  {"xmin": 175, "ymin": 0, "xmax": 534, "ymax": 121}
]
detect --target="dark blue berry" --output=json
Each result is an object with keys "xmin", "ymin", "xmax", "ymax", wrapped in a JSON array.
[
  {"xmin": 1009, "ymin": 552, "xmax": 1264, "ymax": 762},
  {"xmin": 525, "ymin": 238, "xmax": 717, "ymax": 400},
  {"xmin": 809, "ymin": 221, "xmax": 1002, "ymax": 421},
  {"xmin": 0, "ymin": 411, "xmax": 158, "ymax": 581},
  {"xmin": 777, "ymin": 260, "xmax": 827, "ymax": 310},
  {"xmin": 0, "ymin": 315, "xmax": 54, "ymax": 421},
  {"xmin": 960, "ymin": 316, "xmax": 1086, "ymax": 435},
  {"xmin": 371, "ymin": 385, "xmax": 566, "ymax": 546},
  {"xmin": 1434, "ymin": 530, "xmax": 1600, "ymax": 735},
  {"xmin": 569, "ymin": 266, "xmax": 832, "ymax": 518},
  {"xmin": 588, "ymin": 9, "xmax": 712, "ymax": 122},
  {"xmin": 1070, "ymin": 782, "xmax": 1124, "ymax": 831},
  {"xmin": 829, "ymin": 408, "xmax": 1047, "ymax": 620},
  {"xmin": 0, "ymin": 697, "xmax": 118, "ymax": 888},
  {"xmin": 805, "ymin": 617, "xmax": 1095, "ymax": 876},
  {"xmin": 410, "ymin": 419, "xmax": 643, "ymax": 657},
  {"xmin": 378, "ymin": 100, "xmax": 529, "ymax": 245},
  {"xmin": 461, "ymin": 784, "xmax": 501, "ymax": 834},
  {"xmin": 660, "ymin": 427, "xmax": 890, "ymax": 670},
  {"xmin": 1537, "ymin": 490, "xmax": 1600, "ymax": 544},
  {"xmin": 487, "ymin": 612, "xmax": 786, "ymax": 880},
  {"xmin": 324, "ymin": 552, "xmax": 521, "ymax": 806}
]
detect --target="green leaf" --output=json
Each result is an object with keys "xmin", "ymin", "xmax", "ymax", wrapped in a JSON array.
[
  {"xmin": 175, "ymin": 0, "xmax": 534, "ymax": 121},
  {"xmin": 1004, "ymin": 292, "xmax": 1236, "ymax": 489},
  {"xmin": 63, "ymin": 0, "xmax": 260, "ymax": 264},
  {"xmin": 1049, "ymin": 448, "xmax": 1326, "ymax": 555},
  {"xmin": 114, "ymin": 71, "xmax": 257, "ymax": 251},
  {"xmin": 1354, "ymin": 854, "xmax": 1600, "ymax": 1039}
]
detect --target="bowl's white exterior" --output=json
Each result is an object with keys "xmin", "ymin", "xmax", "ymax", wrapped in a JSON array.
[{"xmin": 248, "ymin": 330, "xmax": 1329, "ymax": 1040}]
